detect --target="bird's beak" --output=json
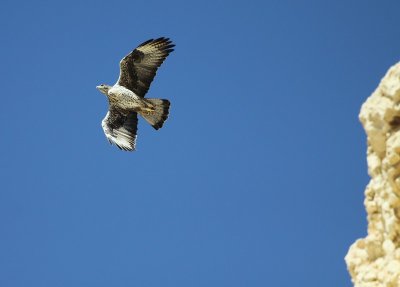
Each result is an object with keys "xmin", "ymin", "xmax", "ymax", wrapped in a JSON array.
[{"xmin": 96, "ymin": 86, "xmax": 101, "ymax": 90}]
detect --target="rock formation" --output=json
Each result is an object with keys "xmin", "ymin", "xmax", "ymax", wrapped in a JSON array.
[{"xmin": 345, "ymin": 63, "xmax": 400, "ymax": 286}]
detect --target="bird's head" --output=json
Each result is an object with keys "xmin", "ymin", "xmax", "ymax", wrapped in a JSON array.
[{"xmin": 96, "ymin": 84, "xmax": 111, "ymax": 95}]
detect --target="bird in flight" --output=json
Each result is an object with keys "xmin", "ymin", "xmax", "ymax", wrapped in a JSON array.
[{"xmin": 97, "ymin": 37, "xmax": 175, "ymax": 151}]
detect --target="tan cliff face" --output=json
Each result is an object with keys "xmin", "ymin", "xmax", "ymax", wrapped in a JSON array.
[{"xmin": 345, "ymin": 63, "xmax": 400, "ymax": 286}]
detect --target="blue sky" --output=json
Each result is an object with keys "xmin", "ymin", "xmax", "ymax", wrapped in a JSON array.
[{"xmin": 1, "ymin": 0, "xmax": 399, "ymax": 286}]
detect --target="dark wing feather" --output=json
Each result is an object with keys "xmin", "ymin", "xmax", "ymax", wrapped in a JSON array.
[
  {"xmin": 117, "ymin": 37, "xmax": 175, "ymax": 97},
  {"xmin": 101, "ymin": 107, "xmax": 138, "ymax": 151}
]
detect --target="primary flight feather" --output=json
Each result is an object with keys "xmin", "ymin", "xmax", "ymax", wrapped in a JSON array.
[{"xmin": 97, "ymin": 37, "xmax": 175, "ymax": 151}]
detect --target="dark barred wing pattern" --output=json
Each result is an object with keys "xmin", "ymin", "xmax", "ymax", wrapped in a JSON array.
[
  {"xmin": 117, "ymin": 37, "xmax": 175, "ymax": 97},
  {"xmin": 101, "ymin": 108, "xmax": 138, "ymax": 151}
]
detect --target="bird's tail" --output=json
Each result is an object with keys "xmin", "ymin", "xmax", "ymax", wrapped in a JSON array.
[{"xmin": 139, "ymin": 99, "xmax": 170, "ymax": 130}]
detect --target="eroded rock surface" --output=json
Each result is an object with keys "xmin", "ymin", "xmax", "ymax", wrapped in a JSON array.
[{"xmin": 345, "ymin": 63, "xmax": 400, "ymax": 286}]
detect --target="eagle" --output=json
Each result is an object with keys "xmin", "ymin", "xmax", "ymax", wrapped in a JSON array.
[{"xmin": 96, "ymin": 37, "xmax": 175, "ymax": 151}]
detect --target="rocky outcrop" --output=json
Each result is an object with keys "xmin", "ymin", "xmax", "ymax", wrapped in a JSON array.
[{"xmin": 345, "ymin": 63, "xmax": 400, "ymax": 286}]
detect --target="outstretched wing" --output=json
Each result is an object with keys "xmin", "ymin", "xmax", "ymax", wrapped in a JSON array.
[
  {"xmin": 101, "ymin": 108, "xmax": 138, "ymax": 151},
  {"xmin": 117, "ymin": 37, "xmax": 175, "ymax": 97}
]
